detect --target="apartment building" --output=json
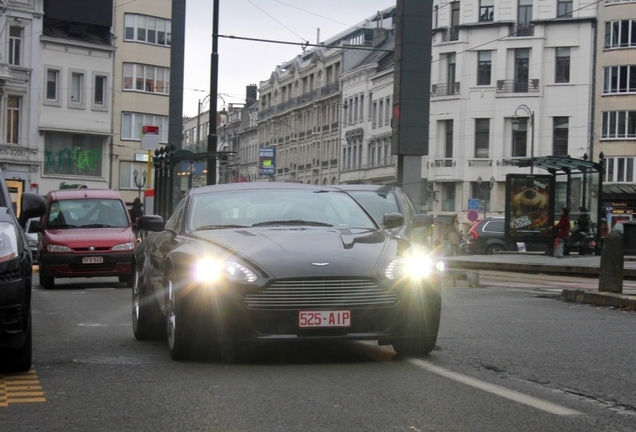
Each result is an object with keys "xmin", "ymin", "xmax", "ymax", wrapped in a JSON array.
[
  {"xmin": 257, "ymin": 8, "xmax": 396, "ymax": 185},
  {"xmin": 595, "ymin": 0, "xmax": 636, "ymax": 225},
  {"xmin": 0, "ymin": 0, "xmax": 42, "ymax": 204},
  {"xmin": 111, "ymin": 0, "xmax": 171, "ymax": 203},
  {"xmin": 428, "ymin": 0, "xmax": 597, "ymax": 220}
]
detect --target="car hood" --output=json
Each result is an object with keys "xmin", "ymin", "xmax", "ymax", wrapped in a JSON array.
[
  {"xmin": 45, "ymin": 227, "xmax": 134, "ymax": 247},
  {"xmin": 191, "ymin": 227, "xmax": 392, "ymax": 279}
]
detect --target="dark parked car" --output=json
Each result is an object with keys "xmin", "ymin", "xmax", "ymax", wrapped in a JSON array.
[
  {"xmin": 335, "ymin": 184, "xmax": 432, "ymax": 244},
  {"xmin": 25, "ymin": 217, "xmax": 40, "ymax": 264},
  {"xmin": 466, "ymin": 217, "xmax": 514, "ymax": 255},
  {"xmin": 0, "ymin": 170, "xmax": 46, "ymax": 373},
  {"xmin": 133, "ymin": 182, "xmax": 444, "ymax": 361}
]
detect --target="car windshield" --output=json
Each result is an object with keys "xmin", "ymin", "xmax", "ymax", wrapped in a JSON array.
[
  {"xmin": 187, "ymin": 189, "xmax": 377, "ymax": 231},
  {"xmin": 47, "ymin": 198, "xmax": 130, "ymax": 228},
  {"xmin": 344, "ymin": 190, "xmax": 400, "ymax": 224}
]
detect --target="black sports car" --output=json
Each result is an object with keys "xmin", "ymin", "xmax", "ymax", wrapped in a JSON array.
[{"xmin": 133, "ymin": 182, "xmax": 444, "ymax": 361}]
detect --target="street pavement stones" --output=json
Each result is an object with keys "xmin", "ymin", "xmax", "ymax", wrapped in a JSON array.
[{"xmin": 443, "ymin": 252, "xmax": 636, "ymax": 310}]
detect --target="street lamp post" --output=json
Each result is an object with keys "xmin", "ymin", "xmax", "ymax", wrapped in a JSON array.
[
  {"xmin": 133, "ymin": 169, "xmax": 147, "ymax": 200},
  {"xmin": 477, "ymin": 176, "xmax": 495, "ymax": 219},
  {"xmin": 511, "ymin": 104, "xmax": 535, "ymax": 173}
]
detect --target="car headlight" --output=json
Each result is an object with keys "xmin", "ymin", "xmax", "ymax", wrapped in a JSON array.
[
  {"xmin": 47, "ymin": 244, "xmax": 72, "ymax": 253},
  {"xmin": 112, "ymin": 242, "xmax": 135, "ymax": 251},
  {"xmin": 28, "ymin": 239, "xmax": 38, "ymax": 248},
  {"xmin": 193, "ymin": 258, "xmax": 257, "ymax": 284},
  {"xmin": 385, "ymin": 254, "xmax": 444, "ymax": 280},
  {"xmin": 0, "ymin": 222, "xmax": 19, "ymax": 263}
]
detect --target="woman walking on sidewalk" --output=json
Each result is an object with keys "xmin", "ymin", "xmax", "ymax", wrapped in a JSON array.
[{"xmin": 551, "ymin": 207, "xmax": 570, "ymax": 257}]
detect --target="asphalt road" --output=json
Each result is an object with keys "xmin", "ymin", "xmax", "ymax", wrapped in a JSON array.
[{"xmin": 0, "ymin": 273, "xmax": 634, "ymax": 431}]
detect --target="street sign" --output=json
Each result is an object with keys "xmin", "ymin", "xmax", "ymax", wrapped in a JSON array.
[
  {"xmin": 468, "ymin": 198, "xmax": 480, "ymax": 210},
  {"xmin": 141, "ymin": 125, "xmax": 160, "ymax": 150},
  {"xmin": 467, "ymin": 210, "xmax": 479, "ymax": 222}
]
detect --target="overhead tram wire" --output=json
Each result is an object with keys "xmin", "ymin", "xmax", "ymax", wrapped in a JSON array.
[{"xmin": 217, "ymin": 34, "xmax": 393, "ymax": 52}]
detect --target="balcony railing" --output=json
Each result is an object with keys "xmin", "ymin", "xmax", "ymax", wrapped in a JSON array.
[
  {"xmin": 431, "ymin": 82, "xmax": 460, "ymax": 97},
  {"xmin": 496, "ymin": 79, "xmax": 540, "ymax": 94},
  {"xmin": 512, "ymin": 24, "xmax": 534, "ymax": 37},
  {"xmin": 442, "ymin": 27, "xmax": 459, "ymax": 42}
]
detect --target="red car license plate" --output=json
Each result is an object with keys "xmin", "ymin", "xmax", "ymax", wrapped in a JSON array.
[
  {"xmin": 299, "ymin": 311, "xmax": 351, "ymax": 328},
  {"xmin": 82, "ymin": 256, "xmax": 103, "ymax": 264}
]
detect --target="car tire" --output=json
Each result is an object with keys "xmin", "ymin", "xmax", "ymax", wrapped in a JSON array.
[
  {"xmin": 166, "ymin": 270, "xmax": 196, "ymax": 361},
  {"xmin": 485, "ymin": 244, "xmax": 506, "ymax": 255},
  {"xmin": 392, "ymin": 286, "xmax": 442, "ymax": 356},
  {"xmin": 39, "ymin": 269, "xmax": 54, "ymax": 290},
  {"xmin": 0, "ymin": 316, "xmax": 32, "ymax": 373},
  {"xmin": 132, "ymin": 267, "xmax": 165, "ymax": 341},
  {"xmin": 119, "ymin": 272, "xmax": 134, "ymax": 287}
]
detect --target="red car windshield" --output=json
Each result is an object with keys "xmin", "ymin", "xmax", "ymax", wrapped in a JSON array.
[{"xmin": 47, "ymin": 199, "xmax": 130, "ymax": 228}]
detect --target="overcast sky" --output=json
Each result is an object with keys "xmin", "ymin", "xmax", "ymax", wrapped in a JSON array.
[{"xmin": 183, "ymin": 0, "xmax": 394, "ymax": 117}]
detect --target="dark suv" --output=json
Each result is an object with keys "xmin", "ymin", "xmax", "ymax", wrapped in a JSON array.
[
  {"xmin": 466, "ymin": 217, "xmax": 514, "ymax": 255},
  {"xmin": 0, "ymin": 170, "xmax": 46, "ymax": 372}
]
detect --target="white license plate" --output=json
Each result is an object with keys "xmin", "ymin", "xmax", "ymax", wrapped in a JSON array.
[
  {"xmin": 299, "ymin": 311, "xmax": 351, "ymax": 328},
  {"xmin": 82, "ymin": 256, "xmax": 103, "ymax": 264}
]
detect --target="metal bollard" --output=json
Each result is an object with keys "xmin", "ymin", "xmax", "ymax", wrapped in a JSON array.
[{"xmin": 598, "ymin": 230, "xmax": 623, "ymax": 293}]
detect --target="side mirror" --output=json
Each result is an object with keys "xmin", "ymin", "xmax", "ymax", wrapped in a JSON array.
[
  {"xmin": 137, "ymin": 215, "xmax": 165, "ymax": 232},
  {"xmin": 19, "ymin": 193, "xmax": 46, "ymax": 227},
  {"xmin": 382, "ymin": 212, "xmax": 404, "ymax": 229}
]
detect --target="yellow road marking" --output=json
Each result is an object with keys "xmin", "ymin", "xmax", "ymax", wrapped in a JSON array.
[{"xmin": 0, "ymin": 369, "xmax": 46, "ymax": 407}]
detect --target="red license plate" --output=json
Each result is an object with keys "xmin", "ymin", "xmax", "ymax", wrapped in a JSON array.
[
  {"xmin": 82, "ymin": 256, "xmax": 103, "ymax": 264},
  {"xmin": 299, "ymin": 311, "xmax": 351, "ymax": 328}
]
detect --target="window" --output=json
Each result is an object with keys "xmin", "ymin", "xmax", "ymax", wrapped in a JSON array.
[
  {"xmin": 475, "ymin": 119, "xmax": 490, "ymax": 158},
  {"xmin": 553, "ymin": 117, "xmax": 569, "ymax": 156},
  {"xmin": 603, "ymin": 65, "xmax": 636, "ymax": 93},
  {"xmin": 477, "ymin": 51, "xmax": 492, "ymax": 85},
  {"xmin": 123, "ymin": 63, "xmax": 169, "ymax": 94},
  {"xmin": 512, "ymin": 118, "xmax": 528, "ymax": 157},
  {"xmin": 442, "ymin": 183, "xmax": 456, "ymax": 212},
  {"xmin": 46, "ymin": 69, "xmax": 59, "ymax": 101},
  {"xmin": 8, "ymin": 26, "xmax": 22, "ymax": 66},
  {"xmin": 479, "ymin": 0, "xmax": 494, "ymax": 21},
  {"xmin": 555, "ymin": 47, "xmax": 570, "ymax": 83},
  {"xmin": 378, "ymin": 99, "xmax": 384, "ymax": 127},
  {"xmin": 6, "ymin": 96, "xmax": 20, "ymax": 144},
  {"xmin": 444, "ymin": 119, "xmax": 453, "ymax": 159},
  {"xmin": 94, "ymin": 75, "xmax": 107, "ymax": 106},
  {"xmin": 605, "ymin": 20, "xmax": 636, "ymax": 49},
  {"xmin": 385, "ymin": 96, "xmax": 391, "ymax": 126},
  {"xmin": 446, "ymin": 53, "xmax": 456, "ymax": 90},
  {"xmin": 515, "ymin": 49, "xmax": 530, "ymax": 92},
  {"xmin": 605, "ymin": 157, "xmax": 635, "ymax": 183},
  {"xmin": 121, "ymin": 112, "xmax": 169, "ymax": 143},
  {"xmin": 124, "ymin": 13, "xmax": 171, "ymax": 47},
  {"xmin": 517, "ymin": 0, "xmax": 533, "ymax": 36},
  {"xmin": 372, "ymin": 101, "xmax": 377, "ymax": 128},
  {"xmin": 557, "ymin": 0, "xmax": 573, "ymax": 18},
  {"xmin": 71, "ymin": 72, "xmax": 84, "ymax": 104},
  {"xmin": 44, "ymin": 132, "xmax": 103, "ymax": 176},
  {"xmin": 601, "ymin": 111, "xmax": 636, "ymax": 139}
]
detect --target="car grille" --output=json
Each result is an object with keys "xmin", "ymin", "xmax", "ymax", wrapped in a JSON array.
[
  {"xmin": 69, "ymin": 263, "xmax": 118, "ymax": 273},
  {"xmin": 0, "ymin": 268, "xmax": 21, "ymax": 282},
  {"xmin": 244, "ymin": 279, "xmax": 397, "ymax": 310}
]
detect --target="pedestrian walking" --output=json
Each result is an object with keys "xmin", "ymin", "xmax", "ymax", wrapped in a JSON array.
[
  {"xmin": 129, "ymin": 198, "xmax": 143, "ymax": 234},
  {"xmin": 445, "ymin": 214, "xmax": 462, "ymax": 256},
  {"xmin": 551, "ymin": 207, "xmax": 570, "ymax": 257}
]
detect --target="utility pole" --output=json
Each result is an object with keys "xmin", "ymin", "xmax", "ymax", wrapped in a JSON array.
[{"xmin": 207, "ymin": 0, "xmax": 220, "ymax": 185}]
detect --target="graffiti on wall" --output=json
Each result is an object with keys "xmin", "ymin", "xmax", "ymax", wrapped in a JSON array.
[{"xmin": 44, "ymin": 147, "xmax": 101, "ymax": 176}]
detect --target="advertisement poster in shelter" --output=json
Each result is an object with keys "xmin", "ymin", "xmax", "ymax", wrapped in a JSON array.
[{"xmin": 505, "ymin": 174, "xmax": 554, "ymax": 239}]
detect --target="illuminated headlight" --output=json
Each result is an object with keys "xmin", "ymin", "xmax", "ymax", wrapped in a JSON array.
[
  {"xmin": 193, "ymin": 258, "xmax": 257, "ymax": 284},
  {"xmin": 47, "ymin": 244, "xmax": 71, "ymax": 253},
  {"xmin": 385, "ymin": 255, "xmax": 445, "ymax": 280},
  {"xmin": 0, "ymin": 222, "xmax": 19, "ymax": 263},
  {"xmin": 112, "ymin": 242, "xmax": 135, "ymax": 251}
]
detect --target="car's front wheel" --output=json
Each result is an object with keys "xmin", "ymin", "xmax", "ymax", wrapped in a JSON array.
[
  {"xmin": 39, "ymin": 269, "xmax": 54, "ymax": 290},
  {"xmin": 485, "ymin": 244, "xmax": 506, "ymax": 255},
  {"xmin": 391, "ymin": 287, "xmax": 442, "ymax": 356},
  {"xmin": 132, "ymin": 267, "xmax": 165, "ymax": 341},
  {"xmin": 0, "ymin": 316, "xmax": 32, "ymax": 373},
  {"xmin": 166, "ymin": 271, "xmax": 196, "ymax": 361}
]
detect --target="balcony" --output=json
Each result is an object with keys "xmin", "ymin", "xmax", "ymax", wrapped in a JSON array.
[
  {"xmin": 442, "ymin": 28, "xmax": 459, "ymax": 42},
  {"xmin": 496, "ymin": 79, "xmax": 540, "ymax": 94},
  {"xmin": 512, "ymin": 24, "xmax": 534, "ymax": 37},
  {"xmin": 431, "ymin": 82, "xmax": 460, "ymax": 97}
]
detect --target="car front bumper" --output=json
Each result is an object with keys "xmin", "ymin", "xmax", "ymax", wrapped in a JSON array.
[{"xmin": 39, "ymin": 252, "xmax": 133, "ymax": 278}]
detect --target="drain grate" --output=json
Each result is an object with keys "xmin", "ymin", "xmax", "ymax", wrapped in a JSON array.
[{"xmin": 72, "ymin": 355, "xmax": 168, "ymax": 365}]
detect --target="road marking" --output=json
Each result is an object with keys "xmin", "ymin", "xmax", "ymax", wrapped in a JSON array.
[
  {"xmin": 408, "ymin": 358, "xmax": 581, "ymax": 416},
  {"xmin": 0, "ymin": 369, "xmax": 46, "ymax": 407}
]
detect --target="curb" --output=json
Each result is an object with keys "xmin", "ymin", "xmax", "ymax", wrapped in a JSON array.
[{"xmin": 560, "ymin": 289, "xmax": 636, "ymax": 310}]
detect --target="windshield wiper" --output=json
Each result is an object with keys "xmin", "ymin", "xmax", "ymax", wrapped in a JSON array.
[
  {"xmin": 251, "ymin": 220, "xmax": 333, "ymax": 227},
  {"xmin": 195, "ymin": 224, "xmax": 249, "ymax": 230},
  {"xmin": 79, "ymin": 224, "xmax": 115, "ymax": 228},
  {"xmin": 50, "ymin": 224, "xmax": 78, "ymax": 229}
]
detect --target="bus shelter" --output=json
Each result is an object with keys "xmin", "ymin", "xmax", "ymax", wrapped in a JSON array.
[{"xmin": 502, "ymin": 154, "xmax": 604, "ymax": 255}]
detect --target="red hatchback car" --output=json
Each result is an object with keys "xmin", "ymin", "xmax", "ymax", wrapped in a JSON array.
[{"xmin": 36, "ymin": 189, "xmax": 136, "ymax": 289}]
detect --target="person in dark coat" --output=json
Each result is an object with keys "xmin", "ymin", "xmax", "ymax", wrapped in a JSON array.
[
  {"xmin": 565, "ymin": 206, "xmax": 590, "ymax": 255},
  {"xmin": 129, "ymin": 198, "xmax": 143, "ymax": 225}
]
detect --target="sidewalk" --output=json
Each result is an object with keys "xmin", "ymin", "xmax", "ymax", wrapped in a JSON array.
[{"xmin": 443, "ymin": 252, "xmax": 636, "ymax": 310}]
